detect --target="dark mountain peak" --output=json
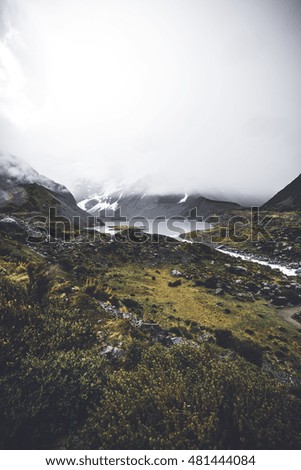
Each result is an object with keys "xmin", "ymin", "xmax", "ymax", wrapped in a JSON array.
[
  {"xmin": 0, "ymin": 153, "xmax": 68, "ymax": 193},
  {"xmin": 0, "ymin": 154, "xmax": 89, "ymax": 223},
  {"xmin": 262, "ymin": 173, "xmax": 301, "ymax": 211}
]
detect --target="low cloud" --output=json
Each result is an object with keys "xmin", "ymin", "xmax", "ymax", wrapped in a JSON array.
[{"xmin": 0, "ymin": 0, "xmax": 300, "ymax": 203}]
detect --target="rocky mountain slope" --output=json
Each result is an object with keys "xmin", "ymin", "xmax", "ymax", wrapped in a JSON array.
[
  {"xmin": 0, "ymin": 154, "xmax": 90, "ymax": 224},
  {"xmin": 262, "ymin": 173, "xmax": 301, "ymax": 211}
]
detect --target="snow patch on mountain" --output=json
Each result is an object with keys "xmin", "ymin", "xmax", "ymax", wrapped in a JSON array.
[
  {"xmin": 178, "ymin": 193, "xmax": 188, "ymax": 203},
  {"xmin": 78, "ymin": 191, "xmax": 123, "ymax": 213}
]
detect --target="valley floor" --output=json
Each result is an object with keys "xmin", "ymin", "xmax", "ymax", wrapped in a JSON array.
[{"xmin": 1, "ymin": 218, "xmax": 301, "ymax": 449}]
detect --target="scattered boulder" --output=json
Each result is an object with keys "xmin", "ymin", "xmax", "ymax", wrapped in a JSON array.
[
  {"xmin": 292, "ymin": 312, "xmax": 301, "ymax": 324},
  {"xmin": 204, "ymin": 276, "xmax": 219, "ymax": 289},
  {"xmin": 101, "ymin": 345, "xmax": 124, "ymax": 358},
  {"xmin": 198, "ymin": 333, "xmax": 215, "ymax": 343},
  {"xmin": 171, "ymin": 269, "xmax": 182, "ymax": 277},
  {"xmin": 260, "ymin": 287, "xmax": 271, "ymax": 297},
  {"xmin": 271, "ymin": 296, "xmax": 288, "ymax": 306},
  {"xmin": 228, "ymin": 265, "xmax": 248, "ymax": 275},
  {"xmin": 167, "ymin": 336, "xmax": 185, "ymax": 346},
  {"xmin": 139, "ymin": 323, "xmax": 168, "ymax": 342},
  {"xmin": 168, "ymin": 279, "xmax": 182, "ymax": 287},
  {"xmin": 139, "ymin": 322, "xmax": 161, "ymax": 333},
  {"xmin": 215, "ymin": 288, "xmax": 224, "ymax": 296},
  {"xmin": 280, "ymin": 289, "xmax": 301, "ymax": 305},
  {"xmin": 122, "ymin": 298, "xmax": 143, "ymax": 312},
  {"xmin": 245, "ymin": 329, "xmax": 255, "ymax": 336},
  {"xmin": 246, "ymin": 282, "xmax": 259, "ymax": 293}
]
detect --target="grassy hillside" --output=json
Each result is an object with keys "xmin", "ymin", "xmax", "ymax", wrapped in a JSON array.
[{"xmin": 0, "ymin": 227, "xmax": 301, "ymax": 449}]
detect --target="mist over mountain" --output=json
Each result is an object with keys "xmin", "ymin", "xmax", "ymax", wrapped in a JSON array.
[
  {"xmin": 2, "ymin": 154, "xmax": 300, "ymax": 224},
  {"xmin": 77, "ymin": 185, "xmax": 242, "ymax": 220},
  {"xmin": 73, "ymin": 177, "xmax": 264, "ymax": 208},
  {"xmin": 0, "ymin": 153, "xmax": 69, "ymax": 194},
  {"xmin": 0, "ymin": 0, "xmax": 300, "ymax": 203},
  {"xmin": 0, "ymin": 154, "xmax": 243, "ymax": 220}
]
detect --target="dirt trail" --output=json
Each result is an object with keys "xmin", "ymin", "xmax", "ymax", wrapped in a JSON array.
[{"xmin": 277, "ymin": 305, "xmax": 301, "ymax": 329}]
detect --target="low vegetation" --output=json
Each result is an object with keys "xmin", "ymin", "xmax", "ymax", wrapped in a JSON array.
[{"xmin": 0, "ymin": 222, "xmax": 301, "ymax": 449}]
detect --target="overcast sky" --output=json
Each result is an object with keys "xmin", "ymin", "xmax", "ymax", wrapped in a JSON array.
[{"xmin": 0, "ymin": 0, "xmax": 300, "ymax": 201}]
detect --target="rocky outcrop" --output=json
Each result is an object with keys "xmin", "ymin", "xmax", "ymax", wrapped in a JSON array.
[{"xmin": 0, "ymin": 154, "xmax": 90, "ymax": 225}]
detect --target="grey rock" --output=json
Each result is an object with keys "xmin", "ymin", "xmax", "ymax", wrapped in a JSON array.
[
  {"xmin": 215, "ymin": 288, "xmax": 224, "ymax": 296},
  {"xmin": 168, "ymin": 279, "xmax": 182, "ymax": 287},
  {"xmin": 204, "ymin": 276, "xmax": 219, "ymax": 289},
  {"xmin": 168, "ymin": 336, "xmax": 185, "ymax": 346},
  {"xmin": 198, "ymin": 333, "xmax": 215, "ymax": 343},
  {"xmin": 101, "ymin": 345, "xmax": 123, "ymax": 358},
  {"xmin": 271, "ymin": 296, "xmax": 288, "ymax": 306},
  {"xmin": 228, "ymin": 265, "xmax": 248, "ymax": 275},
  {"xmin": 171, "ymin": 269, "xmax": 182, "ymax": 277}
]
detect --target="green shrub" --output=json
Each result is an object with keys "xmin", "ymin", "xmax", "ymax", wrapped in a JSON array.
[{"xmin": 71, "ymin": 344, "xmax": 301, "ymax": 450}]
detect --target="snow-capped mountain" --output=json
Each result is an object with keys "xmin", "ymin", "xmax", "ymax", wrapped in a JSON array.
[
  {"xmin": 77, "ymin": 186, "xmax": 242, "ymax": 220},
  {"xmin": 78, "ymin": 188, "xmax": 125, "ymax": 214}
]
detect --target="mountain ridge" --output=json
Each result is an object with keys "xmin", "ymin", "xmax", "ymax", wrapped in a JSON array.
[
  {"xmin": 0, "ymin": 153, "xmax": 90, "ymax": 224},
  {"xmin": 78, "ymin": 189, "xmax": 242, "ymax": 219},
  {"xmin": 262, "ymin": 173, "xmax": 301, "ymax": 211}
]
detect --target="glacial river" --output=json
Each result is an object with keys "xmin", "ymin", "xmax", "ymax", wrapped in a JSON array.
[
  {"xmin": 216, "ymin": 247, "xmax": 298, "ymax": 277},
  {"xmin": 94, "ymin": 220, "xmax": 299, "ymax": 277}
]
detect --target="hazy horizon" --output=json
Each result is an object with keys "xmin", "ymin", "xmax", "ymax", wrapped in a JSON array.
[{"xmin": 0, "ymin": 0, "xmax": 300, "ymax": 201}]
